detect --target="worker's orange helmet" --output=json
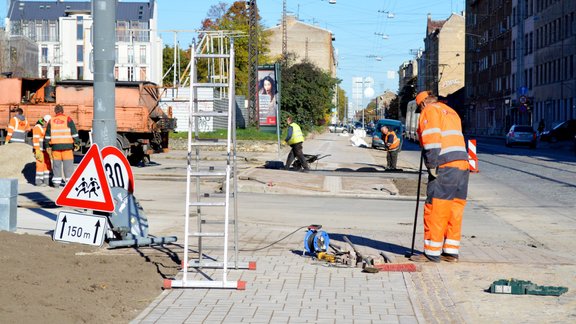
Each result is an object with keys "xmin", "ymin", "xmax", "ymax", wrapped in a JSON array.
[{"xmin": 415, "ymin": 91, "xmax": 430, "ymax": 105}]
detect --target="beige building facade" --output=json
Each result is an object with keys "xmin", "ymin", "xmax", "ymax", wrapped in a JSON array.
[
  {"xmin": 266, "ymin": 15, "xmax": 336, "ymax": 77},
  {"xmin": 420, "ymin": 13, "xmax": 465, "ymax": 97}
]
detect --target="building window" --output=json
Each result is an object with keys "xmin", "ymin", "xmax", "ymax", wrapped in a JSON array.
[
  {"xmin": 128, "ymin": 46, "xmax": 134, "ymax": 64},
  {"xmin": 54, "ymin": 45, "xmax": 60, "ymax": 64},
  {"xmin": 77, "ymin": 66, "xmax": 84, "ymax": 80},
  {"xmin": 54, "ymin": 67, "xmax": 60, "ymax": 80},
  {"xmin": 128, "ymin": 67, "xmax": 134, "ymax": 81},
  {"xmin": 77, "ymin": 45, "xmax": 83, "ymax": 62},
  {"xmin": 49, "ymin": 21, "xmax": 57, "ymax": 42},
  {"xmin": 139, "ymin": 67, "xmax": 146, "ymax": 81},
  {"xmin": 77, "ymin": 16, "xmax": 84, "ymax": 40},
  {"xmin": 139, "ymin": 45, "xmax": 146, "ymax": 64},
  {"xmin": 116, "ymin": 21, "xmax": 129, "ymax": 42},
  {"xmin": 41, "ymin": 46, "xmax": 48, "ymax": 63},
  {"xmin": 41, "ymin": 66, "xmax": 48, "ymax": 78}
]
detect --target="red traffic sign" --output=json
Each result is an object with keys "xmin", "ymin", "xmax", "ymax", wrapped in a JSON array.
[
  {"xmin": 56, "ymin": 144, "xmax": 115, "ymax": 212},
  {"xmin": 101, "ymin": 146, "xmax": 135, "ymax": 193}
]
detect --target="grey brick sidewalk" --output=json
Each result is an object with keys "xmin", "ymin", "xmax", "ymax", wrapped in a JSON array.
[{"xmin": 132, "ymin": 227, "xmax": 425, "ymax": 324}]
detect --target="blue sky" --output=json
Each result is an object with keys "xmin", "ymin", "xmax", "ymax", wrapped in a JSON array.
[
  {"xmin": 1, "ymin": 0, "xmax": 465, "ymax": 98},
  {"xmin": 156, "ymin": 0, "xmax": 465, "ymax": 98}
]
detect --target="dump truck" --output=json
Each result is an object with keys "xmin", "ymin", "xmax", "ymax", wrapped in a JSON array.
[{"xmin": 0, "ymin": 77, "xmax": 176, "ymax": 165}]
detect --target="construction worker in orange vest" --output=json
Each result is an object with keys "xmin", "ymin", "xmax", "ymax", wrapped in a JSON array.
[
  {"xmin": 45, "ymin": 105, "xmax": 80, "ymax": 188},
  {"xmin": 5, "ymin": 107, "xmax": 30, "ymax": 143},
  {"xmin": 411, "ymin": 91, "xmax": 469, "ymax": 263},
  {"xmin": 381, "ymin": 125, "xmax": 400, "ymax": 170},
  {"xmin": 32, "ymin": 115, "xmax": 52, "ymax": 187}
]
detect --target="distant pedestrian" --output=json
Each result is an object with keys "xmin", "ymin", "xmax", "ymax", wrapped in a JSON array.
[
  {"xmin": 5, "ymin": 107, "xmax": 29, "ymax": 143},
  {"xmin": 381, "ymin": 125, "xmax": 400, "ymax": 170},
  {"xmin": 538, "ymin": 119, "xmax": 545, "ymax": 134},
  {"xmin": 411, "ymin": 91, "xmax": 469, "ymax": 263},
  {"xmin": 284, "ymin": 116, "xmax": 310, "ymax": 172},
  {"xmin": 45, "ymin": 105, "xmax": 80, "ymax": 187},
  {"xmin": 32, "ymin": 115, "xmax": 52, "ymax": 186}
]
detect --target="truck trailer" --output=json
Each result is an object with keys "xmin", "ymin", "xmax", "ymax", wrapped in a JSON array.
[{"xmin": 0, "ymin": 77, "xmax": 176, "ymax": 165}]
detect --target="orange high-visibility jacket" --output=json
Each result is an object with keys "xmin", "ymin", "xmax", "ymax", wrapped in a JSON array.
[
  {"xmin": 32, "ymin": 123, "xmax": 47, "ymax": 151},
  {"xmin": 6, "ymin": 115, "xmax": 29, "ymax": 143},
  {"xmin": 384, "ymin": 130, "xmax": 400, "ymax": 151},
  {"xmin": 417, "ymin": 102, "xmax": 467, "ymax": 169},
  {"xmin": 45, "ymin": 114, "xmax": 79, "ymax": 151}
]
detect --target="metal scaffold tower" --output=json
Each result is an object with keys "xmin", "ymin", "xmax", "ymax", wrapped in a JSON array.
[{"xmin": 164, "ymin": 31, "xmax": 255, "ymax": 290}]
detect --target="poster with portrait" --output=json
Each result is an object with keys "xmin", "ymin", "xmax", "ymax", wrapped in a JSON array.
[{"xmin": 257, "ymin": 68, "xmax": 279, "ymax": 126}]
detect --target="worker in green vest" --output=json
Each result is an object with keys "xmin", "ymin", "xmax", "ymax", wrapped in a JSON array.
[{"xmin": 284, "ymin": 116, "xmax": 310, "ymax": 172}]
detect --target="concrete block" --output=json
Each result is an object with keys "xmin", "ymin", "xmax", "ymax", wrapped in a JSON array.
[{"xmin": 0, "ymin": 179, "xmax": 18, "ymax": 232}]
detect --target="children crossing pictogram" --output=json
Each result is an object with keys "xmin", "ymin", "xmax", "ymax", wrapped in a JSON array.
[{"xmin": 56, "ymin": 144, "xmax": 114, "ymax": 212}]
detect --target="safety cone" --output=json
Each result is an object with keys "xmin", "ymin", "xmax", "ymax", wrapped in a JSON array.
[{"xmin": 468, "ymin": 139, "xmax": 479, "ymax": 173}]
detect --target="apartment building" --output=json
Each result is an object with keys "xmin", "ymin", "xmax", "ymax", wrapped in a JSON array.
[
  {"xmin": 466, "ymin": 0, "xmax": 575, "ymax": 134},
  {"xmin": 465, "ymin": 0, "xmax": 512, "ymax": 135},
  {"xmin": 0, "ymin": 28, "xmax": 38, "ymax": 77},
  {"xmin": 420, "ymin": 13, "xmax": 465, "ymax": 98},
  {"xmin": 266, "ymin": 15, "xmax": 337, "ymax": 77},
  {"xmin": 5, "ymin": 0, "xmax": 162, "ymax": 84},
  {"xmin": 529, "ymin": 0, "xmax": 576, "ymax": 128}
]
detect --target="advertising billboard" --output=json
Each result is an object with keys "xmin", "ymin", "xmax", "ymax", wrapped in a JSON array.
[{"xmin": 257, "ymin": 67, "xmax": 279, "ymax": 126}]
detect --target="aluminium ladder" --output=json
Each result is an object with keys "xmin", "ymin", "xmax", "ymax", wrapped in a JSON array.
[{"xmin": 165, "ymin": 32, "xmax": 254, "ymax": 290}]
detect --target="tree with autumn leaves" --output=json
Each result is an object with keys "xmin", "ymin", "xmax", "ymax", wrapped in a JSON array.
[{"xmin": 162, "ymin": 1, "xmax": 343, "ymax": 130}]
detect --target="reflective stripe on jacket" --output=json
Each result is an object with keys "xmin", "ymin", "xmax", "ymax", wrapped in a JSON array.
[
  {"xmin": 385, "ymin": 130, "xmax": 400, "ymax": 151},
  {"xmin": 45, "ymin": 114, "xmax": 79, "ymax": 151},
  {"xmin": 33, "ymin": 124, "xmax": 47, "ymax": 151},
  {"xmin": 417, "ymin": 102, "xmax": 467, "ymax": 168},
  {"xmin": 287, "ymin": 123, "xmax": 304, "ymax": 145},
  {"xmin": 6, "ymin": 115, "xmax": 29, "ymax": 143}
]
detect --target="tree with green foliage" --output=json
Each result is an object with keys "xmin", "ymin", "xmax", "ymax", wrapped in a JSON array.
[
  {"xmin": 280, "ymin": 60, "xmax": 339, "ymax": 130},
  {"xmin": 162, "ymin": 45, "xmax": 191, "ymax": 87},
  {"xmin": 200, "ymin": 1, "xmax": 271, "ymax": 96},
  {"xmin": 336, "ymin": 86, "xmax": 348, "ymax": 123}
]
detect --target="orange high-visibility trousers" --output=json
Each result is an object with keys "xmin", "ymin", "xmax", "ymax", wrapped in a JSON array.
[
  {"xmin": 35, "ymin": 152, "xmax": 52, "ymax": 186},
  {"xmin": 423, "ymin": 160, "xmax": 469, "ymax": 257}
]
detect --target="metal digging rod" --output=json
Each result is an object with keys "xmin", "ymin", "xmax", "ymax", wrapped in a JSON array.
[{"xmin": 405, "ymin": 150, "xmax": 424, "ymax": 258}]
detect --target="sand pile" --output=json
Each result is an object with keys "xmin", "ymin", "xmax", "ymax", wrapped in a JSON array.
[{"xmin": 0, "ymin": 143, "xmax": 36, "ymax": 184}]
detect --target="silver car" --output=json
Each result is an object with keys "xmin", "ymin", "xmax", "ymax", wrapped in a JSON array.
[{"xmin": 505, "ymin": 125, "xmax": 537, "ymax": 148}]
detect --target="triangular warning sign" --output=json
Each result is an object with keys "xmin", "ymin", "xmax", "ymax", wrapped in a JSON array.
[{"xmin": 56, "ymin": 144, "xmax": 115, "ymax": 212}]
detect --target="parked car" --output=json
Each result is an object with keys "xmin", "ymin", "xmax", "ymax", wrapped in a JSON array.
[
  {"xmin": 328, "ymin": 123, "xmax": 348, "ymax": 133},
  {"xmin": 540, "ymin": 119, "xmax": 576, "ymax": 143},
  {"xmin": 371, "ymin": 119, "xmax": 404, "ymax": 150},
  {"xmin": 505, "ymin": 125, "xmax": 537, "ymax": 148}
]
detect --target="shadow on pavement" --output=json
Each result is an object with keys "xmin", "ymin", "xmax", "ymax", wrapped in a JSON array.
[{"xmin": 329, "ymin": 233, "xmax": 421, "ymax": 257}]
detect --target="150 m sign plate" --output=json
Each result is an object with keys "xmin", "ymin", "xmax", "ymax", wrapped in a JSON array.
[{"xmin": 53, "ymin": 211, "xmax": 108, "ymax": 247}]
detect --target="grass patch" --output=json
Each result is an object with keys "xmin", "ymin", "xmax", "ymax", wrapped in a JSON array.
[
  {"xmin": 170, "ymin": 126, "xmax": 327, "ymax": 141},
  {"xmin": 170, "ymin": 127, "xmax": 280, "ymax": 141}
]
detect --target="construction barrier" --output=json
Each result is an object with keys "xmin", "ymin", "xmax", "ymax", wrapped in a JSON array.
[{"xmin": 468, "ymin": 139, "xmax": 479, "ymax": 172}]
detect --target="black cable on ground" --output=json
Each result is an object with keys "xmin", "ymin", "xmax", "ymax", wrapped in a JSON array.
[{"xmin": 239, "ymin": 225, "xmax": 308, "ymax": 252}]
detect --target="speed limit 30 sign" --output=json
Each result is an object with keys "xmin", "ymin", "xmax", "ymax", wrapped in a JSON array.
[{"xmin": 101, "ymin": 146, "xmax": 135, "ymax": 193}]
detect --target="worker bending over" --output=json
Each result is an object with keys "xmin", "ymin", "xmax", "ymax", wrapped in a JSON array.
[
  {"xmin": 284, "ymin": 116, "xmax": 310, "ymax": 172},
  {"xmin": 381, "ymin": 125, "xmax": 400, "ymax": 170}
]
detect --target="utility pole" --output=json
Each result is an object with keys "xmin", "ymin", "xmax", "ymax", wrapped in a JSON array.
[
  {"xmin": 247, "ymin": 0, "xmax": 259, "ymax": 127},
  {"xmin": 92, "ymin": 0, "xmax": 116, "ymax": 148},
  {"xmin": 282, "ymin": 0, "xmax": 287, "ymax": 61}
]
